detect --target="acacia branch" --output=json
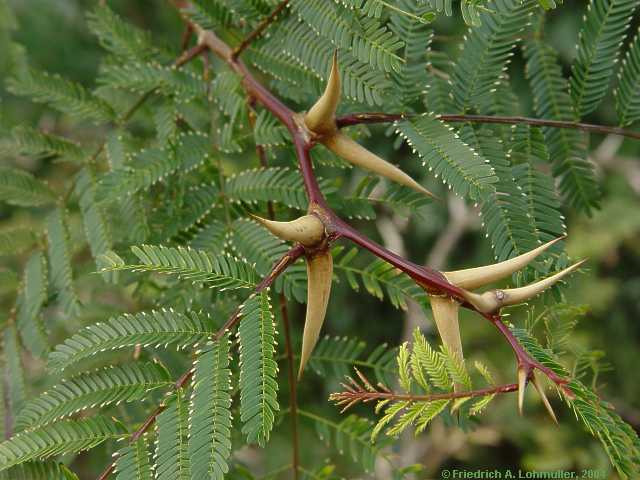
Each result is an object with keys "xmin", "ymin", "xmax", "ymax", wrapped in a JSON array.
[
  {"xmin": 336, "ymin": 112, "xmax": 640, "ymax": 140},
  {"xmin": 95, "ymin": 246, "xmax": 304, "ymax": 480},
  {"xmin": 174, "ymin": 3, "xmax": 575, "ymax": 390}
]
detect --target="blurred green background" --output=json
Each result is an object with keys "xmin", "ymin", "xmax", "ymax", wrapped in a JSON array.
[{"xmin": 1, "ymin": 1, "xmax": 639, "ymax": 478}]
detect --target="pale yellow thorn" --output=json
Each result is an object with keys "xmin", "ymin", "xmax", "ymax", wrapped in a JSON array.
[
  {"xmin": 430, "ymin": 296, "xmax": 464, "ymax": 392},
  {"xmin": 444, "ymin": 237, "xmax": 565, "ymax": 290},
  {"xmin": 304, "ymin": 51, "xmax": 341, "ymax": 135},
  {"xmin": 252, "ymin": 214, "xmax": 325, "ymax": 247},
  {"xmin": 460, "ymin": 260, "xmax": 586, "ymax": 314},
  {"xmin": 518, "ymin": 368, "xmax": 528, "ymax": 416},
  {"xmin": 323, "ymin": 133, "xmax": 435, "ymax": 198},
  {"xmin": 298, "ymin": 250, "xmax": 333, "ymax": 379},
  {"xmin": 531, "ymin": 373, "xmax": 558, "ymax": 424}
]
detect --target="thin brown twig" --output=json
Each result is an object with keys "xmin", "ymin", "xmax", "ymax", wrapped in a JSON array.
[
  {"xmin": 232, "ymin": 0, "xmax": 290, "ymax": 59},
  {"xmin": 180, "ymin": 23, "xmax": 194, "ymax": 51},
  {"xmin": 279, "ymin": 293, "xmax": 300, "ymax": 480},
  {"xmin": 330, "ymin": 381, "xmax": 520, "ymax": 408},
  {"xmin": 335, "ymin": 112, "xmax": 640, "ymax": 141}
]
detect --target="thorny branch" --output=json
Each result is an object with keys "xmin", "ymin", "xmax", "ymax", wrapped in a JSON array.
[{"xmin": 93, "ymin": 2, "xmax": 616, "ymax": 476}]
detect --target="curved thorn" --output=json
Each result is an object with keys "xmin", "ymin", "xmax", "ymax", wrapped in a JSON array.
[
  {"xmin": 518, "ymin": 368, "xmax": 528, "ymax": 416},
  {"xmin": 252, "ymin": 214, "xmax": 325, "ymax": 247},
  {"xmin": 304, "ymin": 51, "xmax": 340, "ymax": 134},
  {"xmin": 323, "ymin": 132, "xmax": 435, "ymax": 198},
  {"xmin": 298, "ymin": 250, "xmax": 333, "ymax": 379},
  {"xmin": 429, "ymin": 296, "xmax": 464, "ymax": 392},
  {"xmin": 460, "ymin": 260, "xmax": 586, "ymax": 314},
  {"xmin": 532, "ymin": 373, "xmax": 558, "ymax": 424},
  {"xmin": 444, "ymin": 236, "xmax": 565, "ymax": 290}
]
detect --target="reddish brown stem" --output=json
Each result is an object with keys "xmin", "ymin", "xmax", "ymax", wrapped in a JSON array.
[
  {"xmin": 332, "ymin": 382, "xmax": 519, "ymax": 406},
  {"xmin": 336, "ymin": 112, "xmax": 640, "ymax": 140},
  {"xmin": 487, "ymin": 314, "xmax": 571, "ymax": 396},
  {"xmin": 232, "ymin": 0, "xmax": 290, "ymax": 59},
  {"xmin": 175, "ymin": 42, "xmax": 207, "ymax": 67},
  {"xmin": 180, "ymin": 23, "xmax": 194, "ymax": 51},
  {"xmin": 332, "ymin": 217, "xmax": 466, "ymax": 300},
  {"xmin": 279, "ymin": 293, "xmax": 300, "ymax": 479}
]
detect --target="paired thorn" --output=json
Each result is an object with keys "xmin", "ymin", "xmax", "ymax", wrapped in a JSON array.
[
  {"xmin": 429, "ymin": 296, "xmax": 464, "ymax": 392},
  {"xmin": 518, "ymin": 367, "xmax": 528, "ymax": 416},
  {"xmin": 532, "ymin": 373, "xmax": 558, "ymax": 424},
  {"xmin": 252, "ymin": 214, "xmax": 325, "ymax": 247},
  {"xmin": 303, "ymin": 54, "xmax": 435, "ymax": 198},
  {"xmin": 444, "ymin": 237, "xmax": 565, "ymax": 290},
  {"xmin": 298, "ymin": 250, "xmax": 333, "ymax": 379},
  {"xmin": 427, "ymin": 237, "xmax": 577, "ymax": 381},
  {"xmin": 304, "ymin": 51, "xmax": 340, "ymax": 135},
  {"xmin": 460, "ymin": 260, "xmax": 586, "ymax": 314},
  {"xmin": 517, "ymin": 367, "xmax": 558, "ymax": 423},
  {"xmin": 253, "ymin": 213, "xmax": 333, "ymax": 379}
]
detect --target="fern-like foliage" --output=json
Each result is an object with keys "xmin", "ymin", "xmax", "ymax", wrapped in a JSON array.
[
  {"xmin": 0, "ymin": 228, "xmax": 37, "ymax": 256},
  {"xmin": 615, "ymin": 27, "xmax": 640, "ymax": 126},
  {"xmin": 395, "ymin": 113, "xmax": 498, "ymax": 200},
  {"xmin": 0, "ymin": 417, "xmax": 126, "ymax": 472},
  {"xmin": 7, "ymin": 67, "xmax": 114, "ymax": 123},
  {"xmin": 308, "ymin": 335, "xmax": 397, "ymax": 386},
  {"xmin": 86, "ymin": 5, "xmax": 159, "ymax": 62},
  {"xmin": 368, "ymin": 329, "xmax": 497, "ymax": 440},
  {"xmin": 569, "ymin": 0, "xmax": 637, "ymax": 118},
  {"xmin": 303, "ymin": 410, "xmax": 389, "ymax": 473},
  {"xmin": 100, "ymin": 62, "xmax": 204, "ymax": 100},
  {"xmin": 179, "ymin": 0, "xmax": 234, "ymax": 31},
  {"xmin": 155, "ymin": 389, "xmax": 191, "ymax": 480},
  {"xmin": 188, "ymin": 335, "xmax": 233, "ymax": 480},
  {"xmin": 16, "ymin": 251, "xmax": 49, "ymax": 358},
  {"xmin": 0, "ymin": 167, "xmax": 55, "ymax": 207},
  {"xmin": 99, "ymin": 244, "xmax": 257, "ymax": 290},
  {"xmin": 225, "ymin": 166, "xmax": 320, "ymax": 210},
  {"xmin": 524, "ymin": 38, "xmax": 600, "ymax": 214},
  {"xmin": 450, "ymin": 0, "xmax": 535, "ymax": 112},
  {"xmin": 387, "ymin": 0, "xmax": 433, "ymax": 109},
  {"xmin": 334, "ymin": 246, "xmax": 428, "ymax": 310},
  {"xmin": 0, "ymin": 461, "xmax": 78, "ymax": 480},
  {"xmin": 262, "ymin": 15, "xmax": 392, "ymax": 105},
  {"xmin": 76, "ymin": 167, "xmax": 117, "ymax": 283},
  {"xmin": 46, "ymin": 209, "xmax": 82, "ymax": 317},
  {"xmin": 238, "ymin": 290, "xmax": 279, "ymax": 446},
  {"xmin": 5, "ymin": 125, "xmax": 85, "ymax": 162},
  {"xmin": 114, "ymin": 438, "xmax": 153, "ymax": 480},
  {"xmin": 16, "ymin": 362, "xmax": 171, "ymax": 429},
  {"xmin": 290, "ymin": 0, "xmax": 405, "ymax": 73},
  {"xmin": 97, "ymin": 132, "xmax": 211, "ymax": 202},
  {"xmin": 48, "ymin": 309, "xmax": 215, "ymax": 372},
  {"xmin": 3, "ymin": 323, "xmax": 26, "ymax": 418}
]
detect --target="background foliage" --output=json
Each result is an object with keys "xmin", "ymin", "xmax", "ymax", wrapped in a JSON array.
[{"xmin": 0, "ymin": 0, "xmax": 639, "ymax": 478}]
